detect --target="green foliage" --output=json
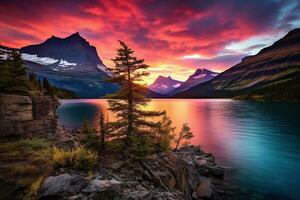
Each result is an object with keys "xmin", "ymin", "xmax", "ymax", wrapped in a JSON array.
[
  {"xmin": 128, "ymin": 134, "xmax": 154, "ymax": 158},
  {"xmin": 80, "ymin": 121, "xmax": 101, "ymax": 152},
  {"xmin": 175, "ymin": 123, "xmax": 194, "ymax": 149},
  {"xmin": 106, "ymin": 41, "xmax": 164, "ymax": 157},
  {"xmin": 51, "ymin": 146, "xmax": 98, "ymax": 172},
  {"xmin": 0, "ymin": 50, "xmax": 78, "ymax": 98},
  {"xmin": 0, "ymin": 138, "xmax": 52, "ymax": 200},
  {"xmin": 155, "ymin": 114, "xmax": 175, "ymax": 152},
  {"xmin": 42, "ymin": 77, "xmax": 79, "ymax": 99},
  {"xmin": 0, "ymin": 50, "xmax": 39, "ymax": 95},
  {"xmin": 24, "ymin": 176, "xmax": 44, "ymax": 200},
  {"xmin": 236, "ymin": 76, "xmax": 300, "ymax": 101}
]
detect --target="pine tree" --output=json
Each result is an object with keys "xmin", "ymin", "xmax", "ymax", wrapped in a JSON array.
[
  {"xmin": 107, "ymin": 41, "xmax": 164, "ymax": 157},
  {"xmin": 155, "ymin": 114, "xmax": 175, "ymax": 152},
  {"xmin": 0, "ymin": 50, "xmax": 29, "ymax": 94},
  {"xmin": 80, "ymin": 121, "xmax": 100, "ymax": 152},
  {"xmin": 99, "ymin": 111, "xmax": 107, "ymax": 150},
  {"xmin": 175, "ymin": 123, "xmax": 194, "ymax": 150}
]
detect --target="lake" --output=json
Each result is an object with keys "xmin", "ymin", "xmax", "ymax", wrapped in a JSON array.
[{"xmin": 57, "ymin": 99, "xmax": 300, "ymax": 200}]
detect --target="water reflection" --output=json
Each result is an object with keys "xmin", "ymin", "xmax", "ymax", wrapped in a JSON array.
[{"xmin": 57, "ymin": 99, "xmax": 300, "ymax": 199}]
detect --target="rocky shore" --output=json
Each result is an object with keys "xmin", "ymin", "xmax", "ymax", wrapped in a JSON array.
[
  {"xmin": 38, "ymin": 146, "xmax": 250, "ymax": 200},
  {"xmin": 0, "ymin": 94, "xmax": 250, "ymax": 200}
]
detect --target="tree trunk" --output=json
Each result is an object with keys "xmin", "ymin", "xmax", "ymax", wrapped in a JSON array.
[
  {"xmin": 175, "ymin": 135, "xmax": 182, "ymax": 150},
  {"xmin": 125, "ymin": 66, "xmax": 133, "ymax": 152}
]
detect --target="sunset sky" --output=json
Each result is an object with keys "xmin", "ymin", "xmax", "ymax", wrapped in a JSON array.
[{"xmin": 1, "ymin": 0, "xmax": 300, "ymax": 83}]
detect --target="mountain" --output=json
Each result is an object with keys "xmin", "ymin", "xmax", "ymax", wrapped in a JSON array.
[
  {"xmin": 174, "ymin": 28, "xmax": 300, "ymax": 100},
  {"xmin": 148, "ymin": 75, "xmax": 183, "ymax": 94},
  {"xmin": 18, "ymin": 33, "xmax": 118, "ymax": 98},
  {"xmin": 21, "ymin": 32, "xmax": 103, "ymax": 65},
  {"xmin": 171, "ymin": 68, "xmax": 219, "ymax": 94}
]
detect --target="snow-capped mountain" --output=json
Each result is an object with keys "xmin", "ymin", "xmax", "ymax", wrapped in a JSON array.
[
  {"xmin": 20, "ymin": 32, "xmax": 110, "ymax": 74},
  {"xmin": 15, "ymin": 33, "xmax": 118, "ymax": 98},
  {"xmin": 148, "ymin": 75, "xmax": 183, "ymax": 94},
  {"xmin": 171, "ymin": 68, "xmax": 219, "ymax": 94}
]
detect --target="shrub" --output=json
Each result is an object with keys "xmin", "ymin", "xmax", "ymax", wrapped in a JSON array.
[
  {"xmin": 80, "ymin": 122, "xmax": 101, "ymax": 152},
  {"xmin": 51, "ymin": 146, "xmax": 98, "ymax": 172},
  {"xmin": 24, "ymin": 176, "xmax": 44, "ymax": 200}
]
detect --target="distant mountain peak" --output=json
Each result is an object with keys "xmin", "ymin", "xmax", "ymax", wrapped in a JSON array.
[
  {"xmin": 190, "ymin": 68, "xmax": 218, "ymax": 78},
  {"xmin": 67, "ymin": 32, "xmax": 85, "ymax": 40},
  {"xmin": 21, "ymin": 32, "xmax": 103, "ymax": 65},
  {"xmin": 149, "ymin": 75, "xmax": 182, "ymax": 95}
]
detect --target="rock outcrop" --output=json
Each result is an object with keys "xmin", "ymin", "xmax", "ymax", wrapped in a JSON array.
[
  {"xmin": 0, "ymin": 94, "xmax": 59, "ymax": 137},
  {"xmin": 39, "ymin": 146, "xmax": 250, "ymax": 200}
]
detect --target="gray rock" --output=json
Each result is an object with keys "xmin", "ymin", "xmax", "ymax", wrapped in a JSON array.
[
  {"xmin": 91, "ymin": 184, "xmax": 122, "ymax": 200},
  {"xmin": 108, "ymin": 161, "xmax": 124, "ymax": 170},
  {"xmin": 83, "ymin": 179, "xmax": 122, "ymax": 193},
  {"xmin": 40, "ymin": 174, "xmax": 87, "ymax": 198},
  {"xmin": 127, "ymin": 190, "xmax": 150, "ymax": 200},
  {"xmin": 136, "ymin": 184, "xmax": 147, "ymax": 191},
  {"xmin": 192, "ymin": 178, "xmax": 212, "ymax": 199}
]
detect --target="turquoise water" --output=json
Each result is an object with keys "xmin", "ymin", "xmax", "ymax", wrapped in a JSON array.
[{"xmin": 57, "ymin": 99, "xmax": 300, "ymax": 200}]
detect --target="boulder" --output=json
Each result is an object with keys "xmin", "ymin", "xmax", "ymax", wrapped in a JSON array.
[
  {"xmin": 192, "ymin": 178, "xmax": 212, "ymax": 199},
  {"xmin": 40, "ymin": 174, "xmax": 87, "ymax": 198},
  {"xmin": 83, "ymin": 179, "xmax": 122, "ymax": 193}
]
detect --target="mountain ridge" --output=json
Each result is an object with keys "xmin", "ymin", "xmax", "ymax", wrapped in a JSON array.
[{"xmin": 173, "ymin": 28, "xmax": 300, "ymax": 100}]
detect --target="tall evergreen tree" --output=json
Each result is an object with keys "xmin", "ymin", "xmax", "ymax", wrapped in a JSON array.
[{"xmin": 107, "ymin": 41, "xmax": 164, "ymax": 157}]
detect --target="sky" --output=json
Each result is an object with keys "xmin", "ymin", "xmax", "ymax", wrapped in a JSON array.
[{"xmin": 0, "ymin": 0, "xmax": 300, "ymax": 84}]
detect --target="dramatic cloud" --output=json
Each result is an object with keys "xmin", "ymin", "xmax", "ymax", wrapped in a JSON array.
[{"xmin": 0, "ymin": 0, "xmax": 300, "ymax": 83}]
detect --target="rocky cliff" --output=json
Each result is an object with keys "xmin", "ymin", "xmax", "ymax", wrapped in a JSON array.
[{"xmin": 0, "ymin": 94, "xmax": 59, "ymax": 137}]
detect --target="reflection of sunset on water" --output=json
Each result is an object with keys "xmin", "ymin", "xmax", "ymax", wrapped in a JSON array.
[{"xmin": 57, "ymin": 99, "xmax": 300, "ymax": 199}]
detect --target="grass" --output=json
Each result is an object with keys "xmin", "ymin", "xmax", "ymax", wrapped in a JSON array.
[
  {"xmin": 0, "ymin": 138, "xmax": 52, "ymax": 200},
  {"xmin": 51, "ymin": 146, "xmax": 98, "ymax": 172}
]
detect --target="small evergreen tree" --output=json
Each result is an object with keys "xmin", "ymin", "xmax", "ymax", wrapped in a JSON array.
[
  {"xmin": 80, "ymin": 121, "xmax": 100, "ymax": 152},
  {"xmin": 155, "ymin": 114, "xmax": 175, "ymax": 152},
  {"xmin": 175, "ymin": 123, "xmax": 194, "ymax": 150},
  {"xmin": 107, "ymin": 41, "xmax": 164, "ymax": 157},
  {"xmin": 43, "ymin": 78, "xmax": 54, "ymax": 96},
  {"xmin": 0, "ymin": 50, "xmax": 31, "ymax": 94}
]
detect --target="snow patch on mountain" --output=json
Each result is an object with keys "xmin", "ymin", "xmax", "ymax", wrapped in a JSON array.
[
  {"xmin": 58, "ymin": 59, "xmax": 77, "ymax": 67},
  {"xmin": 97, "ymin": 64, "xmax": 111, "ymax": 76},
  {"xmin": 193, "ymin": 74, "xmax": 206, "ymax": 79},
  {"xmin": 173, "ymin": 83, "xmax": 181, "ymax": 88},
  {"xmin": 21, "ymin": 53, "xmax": 58, "ymax": 65},
  {"xmin": 0, "ymin": 48, "xmax": 13, "ymax": 53},
  {"xmin": 0, "ymin": 53, "xmax": 8, "ymax": 60}
]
